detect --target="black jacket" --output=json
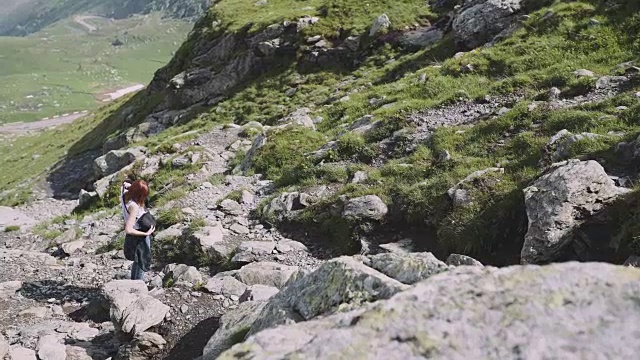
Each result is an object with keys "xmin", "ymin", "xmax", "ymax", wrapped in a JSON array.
[{"xmin": 124, "ymin": 234, "xmax": 152, "ymax": 272}]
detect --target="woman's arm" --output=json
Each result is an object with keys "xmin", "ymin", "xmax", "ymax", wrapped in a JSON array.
[{"xmin": 124, "ymin": 203, "xmax": 155, "ymax": 236}]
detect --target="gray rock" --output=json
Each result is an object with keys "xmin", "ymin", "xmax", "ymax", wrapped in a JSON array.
[
  {"xmin": 155, "ymin": 224, "xmax": 183, "ymax": 242},
  {"xmin": 239, "ymin": 285, "xmax": 280, "ymax": 303},
  {"xmin": 235, "ymin": 262, "xmax": 299, "ymax": 289},
  {"xmin": 201, "ymin": 301, "xmax": 267, "ymax": 360},
  {"xmin": 350, "ymin": 171, "xmax": 369, "ymax": 184},
  {"xmin": 234, "ymin": 133, "xmax": 267, "ymax": 175},
  {"xmin": 446, "ymin": 254, "xmax": 484, "ymax": 267},
  {"xmin": 119, "ymin": 295, "xmax": 170, "ymax": 335},
  {"xmin": 116, "ymin": 332, "xmax": 166, "ymax": 360},
  {"xmin": 275, "ymin": 239, "xmax": 308, "ymax": 253},
  {"xmin": 229, "ymin": 223, "xmax": 250, "ymax": 235},
  {"xmin": 54, "ymin": 228, "xmax": 77, "ymax": 245},
  {"xmin": 0, "ymin": 280, "xmax": 22, "ymax": 299},
  {"xmin": 522, "ymin": 160, "xmax": 630, "ymax": 264},
  {"xmin": 204, "ymin": 276, "xmax": 247, "ymax": 297},
  {"xmin": 0, "ymin": 334, "xmax": 8, "ymax": 359},
  {"xmin": 37, "ymin": 334, "xmax": 66, "ymax": 360},
  {"xmin": 10, "ymin": 345, "xmax": 36, "ymax": 360},
  {"xmin": 240, "ymin": 190, "xmax": 255, "ymax": 205},
  {"xmin": 247, "ymin": 257, "xmax": 408, "ymax": 337},
  {"xmin": 262, "ymin": 192, "xmax": 305, "ymax": 221},
  {"xmin": 171, "ymin": 156, "xmax": 191, "ymax": 168},
  {"xmin": 574, "ymin": 69, "xmax": 595, "ymax": 77},
  {"xmin": 61, "ymin": 240, "xmax": 85, "ymax": 255},
  {"xmin": 548, "ymin": 86, "xmax": 562, "ymax": 100},
  {"xmin": 78, "ymin": 189, "xmax": 98, "ymax": 208},
  {"xmin": 553, "ymin": 132, "xmax": 603, "ymax": 161},
  {"xmin": 278, "ymin": 108, "xmax": 315, "ymax": 130},
  {"xmin": 189, "ymin": 225, "xmax": 225, "ymax": 254},
  {"xmin": 399, "ymin": 26, "xmax": 444, "ymax": 48},
  {"xmin": 19, "ymin": 306, "xmax": 48, "ymax": 318},
  {"xmin": 447, "ymin": 167, "xmax": 504, "ymax": 206},
  {"xmin": 163, "ymin": 264, "xmax": 203, "ymax": 286},
  {"xmin": 220, "ymin": 199, "xmax": 243, "ymax": 216},
  {"xmin": 452, "ymin": 0, "xmax": 523, "ymax": 49},
  {"xmin": 232, "ymin": 242, "xmax": 276, "ymax": 263},
  {"xmin": 342, "ymin": 195, "xmax": 388, "ymax": 221},
  {"xmin": 595, "ymin": 75, "xmax": 627, "ymax": 89},
  {"xmin": 370, "ymin": 14, "xmax": 391, "ymax": 37},
  {"xmin": 94, "ymin": 146, "xmax": 147, "ymax": 178},
  {"xmin": 367, "ymin": 252, "xmax": 449, "ymax": 284},
  {"xmin": 219, "ymin": 263, "xmax": 640, "ymax": 360}
]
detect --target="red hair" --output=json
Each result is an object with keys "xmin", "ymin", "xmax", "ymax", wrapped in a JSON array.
[{"xmin": 125, "ymin": 180, "xmax": 149, "ymax": 207}]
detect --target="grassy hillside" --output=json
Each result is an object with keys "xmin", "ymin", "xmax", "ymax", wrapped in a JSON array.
[{"xmin": 0, "ymin": 14, "xmax": 191, "ymax": 124}]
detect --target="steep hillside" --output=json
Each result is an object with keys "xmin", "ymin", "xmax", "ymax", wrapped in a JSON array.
[
  {"xmin": 3, "ymin": 0, "xmax": 640, "ymax": 264},
  {"xmin": 1, "ymin": 1, "xmax": 640, "ymax": 359},
  {"xmin": 0, "ymin": 0, "xmax": 210, "ymax": 36}
]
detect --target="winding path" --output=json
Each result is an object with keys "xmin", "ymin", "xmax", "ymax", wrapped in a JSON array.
[{"xmin": 73, "ymin": 15, "xmax": 103, "ymax": 32}]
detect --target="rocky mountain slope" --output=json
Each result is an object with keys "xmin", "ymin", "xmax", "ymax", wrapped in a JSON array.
[{"xmin": 1, "ymin": 0, "xmax": 640, "ymax": 358}]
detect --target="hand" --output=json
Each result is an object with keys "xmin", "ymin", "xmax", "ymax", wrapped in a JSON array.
[{"xmin": 144, "ymin": 226, "xmax": 155, "ymax": 236}]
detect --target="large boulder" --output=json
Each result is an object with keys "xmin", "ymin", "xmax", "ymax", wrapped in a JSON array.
[
  {"xmin": 188, "ymin": 225, "xmax": 226, "ymax": 255},
  {"xmin": 37, "ymin": 334, "xmax": 66, "ymax": 360},
  {"xmin": 366, "ymin": 252, "xmax": 449, "ymax": 284},
  {"xmin": 247, "ymin": 257, "xmax": 409, "ymax": 337},
  {"xmin": 102, "ymin": 280, "xmax": 169, "ymax": 336},
  {"xmin": 219, "ymin": 262, "xmax": 640, "ymax": 359},
  {"xmin": 204, "ymin": 276, "xmax": 247, "ymax": 297},
  {"xmin": 114, "ymin": 332, "xmax": 167, "ymax": 360},
  {"xmin": 342, "ymin": 195, "xmax": 388, "ymax": 221},
  {"xmin": 277, "ymin": 108, "xmax": 316, "ymax": 130},
  {"xmin": 201, "ymin": 301, "xmax": 267, "ymax": 360},
  {"xmin": 93, "ymin": 146, "xmax": 147, "ymax": 178},
  {"xmin": 163, "ymin": 264, "xmax": 203, "ymax": 286},
  {"xmin": 261, "ymin": 192, "xmax": 306, "ymax": 221},
  {"xmin": 231, "ymin": 241, "xmax": 276, "ymax": 263},
  {"xmin": 522, "ymin": 160, "xmax": 630, "ymax": 264},
  {"xmin": 452, "ymin": 0, "xmax": 524, "ymax": 49}
]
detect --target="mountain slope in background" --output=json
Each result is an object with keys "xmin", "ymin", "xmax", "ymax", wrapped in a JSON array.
[{"xmin": 0, "ymin": 0, "xmax": 210, "ymax": 36}]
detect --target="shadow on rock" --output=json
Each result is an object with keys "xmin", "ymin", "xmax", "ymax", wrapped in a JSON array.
[{"xmin": 161, "ymin": 316, "xmax": 220, "ymax": 360}]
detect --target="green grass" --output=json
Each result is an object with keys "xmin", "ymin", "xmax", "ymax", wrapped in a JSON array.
[
  {"xmin": 211, "ymin": 0, "xmax": 434, "ymax": 37},
  {"xmin": 4, "ymin": 225, "xmax": 20, "ymax": 232},
  {"xmin": 0, "ymin": 13, "xmax": 191, "ymax": 124}
]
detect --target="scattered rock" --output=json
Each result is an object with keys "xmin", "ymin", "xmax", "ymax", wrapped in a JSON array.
[
  {"xmin": 235, "ymin": 262, "xmax": 299, "ymax": 289},
  {"xmin": 204, "ymin": 276, "xmax": 247, "ymax": 297},
  {"xmin": 164, "ymin": 264, "xmax": 203, "ymax": 286},
  {"xmin": 78, "ymin": 189, "xmax": 98, "ymax": 208},
  {"xmin": 61, "ymin": 240, "xmax": 86, "ymax": 255},
  {"xmin": 278, "ymin": 108, "xmax": 315, "ymax": 130},
  {"xmin": 350, "ymin": 171, "xmax": 369, "ymax": 184},
  {"xmin": 189, "ymin": 225, "xmax": 225, "ymax": 254},
  {"xmin": 574, "ymin": 69, "xmax": 595, "ymax": 77},
  {"xmin": 19, "ymin": 306, "xmax": 48, "ymax": 318},
  {"xmin": 0, "ymin": 280, "xmax": 22, "ymax": 299},
  {"xmin": 10, "ymin": 345, "xmax": 37, "ymax": 360},
  {"xmin": 219, "ymin": 199, "xmax": 243, "ymax": 216},
  {"xmin": 342, "ymin": 195, "xmax": 388, "ymax": 221},
  {"xmin": 239, "ymin": 285, "xmax": 280, "ymax": 303},
  {"xmin": 37, "ymin": 334, "xmax": 66, "ymax": 360},
  {"xmin": 446, "ymin": 254, "xmax": 483, "ymax": 267},
  {"xmin": 232, "ymin": 242, "xmax": 277, "ymax": 263},
  {"xmin": 275, "ymin": 240, "xmax": 308, "ymax": 253},
  {"xmin": 370, "ymin": 14, "xmax": 391, "ymax": 36},
  {"xmin": 522, "ymin": 160, "xmax": 630, "ymax": 264}
]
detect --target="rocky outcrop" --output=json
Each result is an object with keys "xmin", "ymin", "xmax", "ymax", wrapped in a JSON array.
[
  {"xmin": 234, "ymin": 262, "xmax": 299, "ymax": 289},
  {"xmin": 93, "ymin": 146, "xmax": 147, "ymax": 178},
  {"xmin": 522, "ymin": 160, "xmax": 630, "ymax": 264},
  {"xmin": 452, "ymin": 0, "xmax": 524, "ymax": 50},
  {"xmin": 219, "ymin": 262, "xmax": 640, "ymax": 359},
  {"xmin": 342, "ymin": 195, "xmax": 388, "ymax": 221},
  {"xmin": 246, "ymin": 257, "xmax": 408, "ymax": 337}
]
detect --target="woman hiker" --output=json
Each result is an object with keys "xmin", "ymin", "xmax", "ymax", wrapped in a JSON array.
[{"xmin": 121, "ymin": 179, "xmax": 155, "ymax": 280}]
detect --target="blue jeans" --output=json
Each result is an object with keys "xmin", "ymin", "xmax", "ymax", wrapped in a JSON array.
[{"xmin": 130, "ymin": 236, "xmax": 150, "ymax": 280}]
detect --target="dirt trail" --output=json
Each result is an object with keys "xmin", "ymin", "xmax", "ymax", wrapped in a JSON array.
[
  {"xmin": 73, "ymin": 15, "xmax": 102, "ymax": 32},
  {"xmin": 0, "ymin": 111, "xmax": 88, "ymax": 134}
]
